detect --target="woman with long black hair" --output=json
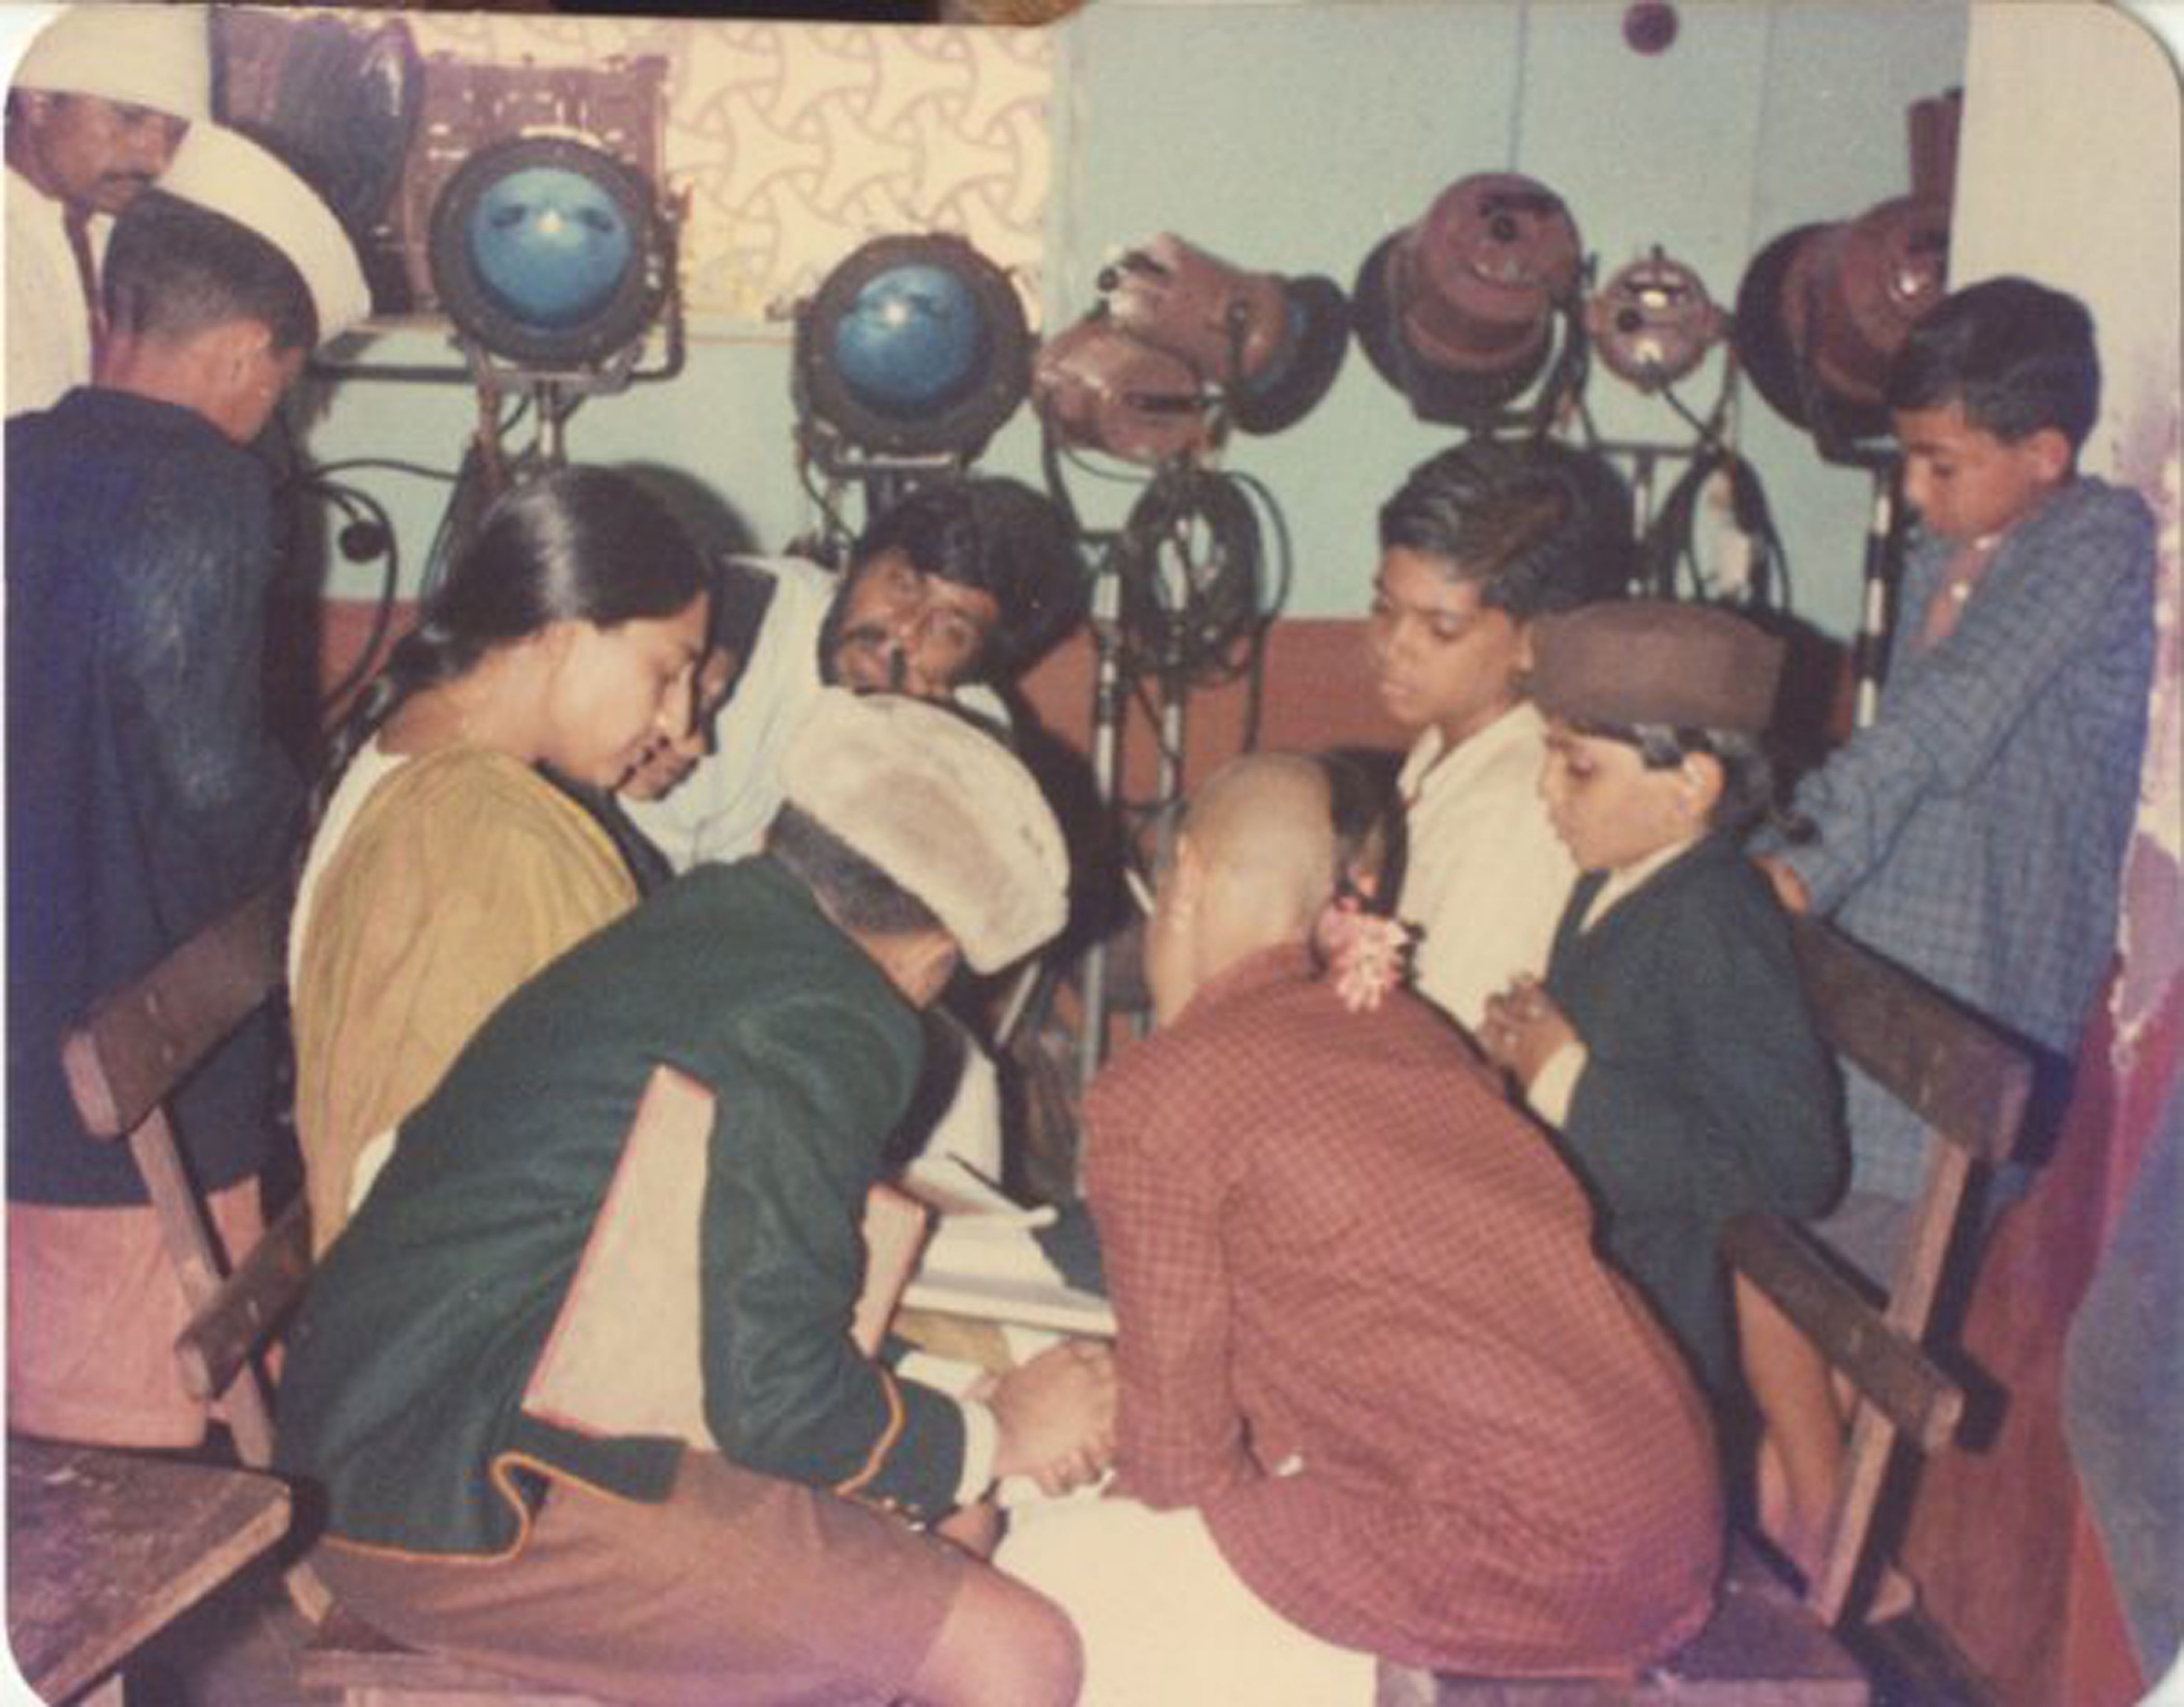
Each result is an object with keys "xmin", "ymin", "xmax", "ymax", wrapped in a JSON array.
[{"xmin": 288, "ymin": 465, "xmax": 707, "ymax": 1251}]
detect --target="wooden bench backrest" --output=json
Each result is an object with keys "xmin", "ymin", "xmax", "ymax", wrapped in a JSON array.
[
  {"xmin": 58, "ymin": 882, "xmax": 330, "ymax": 1621},
  {"xmin": 60, "ymin": 884, "xmax": 295, "ymax": 1419},
  {"xmin": 1788, "ymin": 914, "xmax": 2031, "ymax": 1170},
  {"xmin": 61, "ymin": 887, "xmax": 285, "ymax": 1141},
  {"xmin": 1725, "ymin": 914, "xmax": 2034, "ymax": 1627}
]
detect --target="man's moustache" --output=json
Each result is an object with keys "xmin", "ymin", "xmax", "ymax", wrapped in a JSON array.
[{"xmin": 841, "ymin": 627, "xmax": 909, "ymax": 691}]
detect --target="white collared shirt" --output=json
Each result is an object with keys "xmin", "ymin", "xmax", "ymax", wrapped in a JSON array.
[
  {"xmin": 1395, "ymin": 701, "xmax": 1577, "ymax": 1033},
  {"xmin": 6, "ymin": 165, "xmax": 100, "ymax": 418}
]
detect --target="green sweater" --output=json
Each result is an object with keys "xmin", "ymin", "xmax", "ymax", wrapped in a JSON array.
[{"xmin": 274, "ymin": 859, "xmax": 967, "ymax": 1557}]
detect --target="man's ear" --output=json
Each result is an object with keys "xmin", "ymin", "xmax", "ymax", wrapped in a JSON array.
[
  {"xmin": 205, "ymin": 316, "xmax": 275, "ymax": 384},
  {"xmin": 1675, "ymin": 750, "xmax": 1726, "ymax": 825},
  {"xmin": 1165, "ymin": 833, "xmax": 1207, "ymax": 919},
  {"xmin": 2025, "ymin": 425, "xmax": 2074, "ymax": 486}
]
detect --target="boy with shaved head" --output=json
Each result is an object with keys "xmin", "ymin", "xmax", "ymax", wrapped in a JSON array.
[{"xmin": 1000, "ymin": 751, "xmax": 1723, "ymax": 1704}]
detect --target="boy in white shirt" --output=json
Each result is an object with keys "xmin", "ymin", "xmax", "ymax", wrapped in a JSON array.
[{"xmin": 1367, "ymin": 439, "xmax": 1626, "ymax": 1032}]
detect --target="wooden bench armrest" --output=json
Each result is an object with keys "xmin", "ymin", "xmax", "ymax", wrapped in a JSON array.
[
  {"xmin": 1724, "ymin": 1211, "xmax": 1964, "ymax": 1451},
  {"xmin": 175, "ymin": 1196, "xmax": 313, "ymax": 1403}
]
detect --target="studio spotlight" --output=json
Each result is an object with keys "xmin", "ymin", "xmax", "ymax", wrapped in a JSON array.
[
  {"xmin": 1733, "ymin": 194, "xmax": 1950, "ymax": 443},
  {"xmin": 794, "ymin": 231, "xmax": 1033, "ymax": 467},
  {"xmin": 1354, "ymin": 172, "xmax": 1584, "ymax": 425},
  {"xmin": 1033, "ymin": 234, "xmax": 1348, "ymax": 466},
  {"xmin": 1585, "ymin": 248, "xmax": 1726, "ymax": 392},
  {"xmin": 427, "ymin": 132, "xmax": 673, "ymax": 375},
  {"xmin": 1031, "ymin": 318, "xmax": 1211, "ymax": 466},
  {"xmin": 1094, "ymin": 234, "xmax": 1350, "ymax": 436}
]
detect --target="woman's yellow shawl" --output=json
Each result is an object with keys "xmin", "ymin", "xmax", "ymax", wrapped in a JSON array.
[{"xmin": 291, "ymin": 748, "xmax": 637, "ymax": 1252}]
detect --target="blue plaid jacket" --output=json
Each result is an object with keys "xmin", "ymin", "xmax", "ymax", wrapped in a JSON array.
[{"xmin": 1771, "ymin": 476, "xmax": 2156, "ymax": 1201}]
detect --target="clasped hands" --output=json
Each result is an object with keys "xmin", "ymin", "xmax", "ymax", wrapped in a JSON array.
[
  {"xmin": 982, "ymin": 1336, "xmax": 1117, "ymax": 1498},
  {"xmin": 1478, "ymin": 973, "xmax": 1574, "ymax": 1091}
]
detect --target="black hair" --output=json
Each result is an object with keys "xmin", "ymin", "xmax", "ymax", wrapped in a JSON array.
[
  {"xmin": 1316, "ymin": 748, "xmax": 1404, "ymax": 907},
  {"xmin": 1304, "ymin": 749, "xmax": 1411, "ymax": 989},
  {"xmin": 1570, "ymin": 718, "xmax": 1778, "ymax": 836},
  {"xmin": 1885, "ymin": 275, "xmax": 2100, "ymax": 453},
  {"xmin": 764, "ymin": 804, "xmax": 944, "ymax": 942},
  {"xmin": 1377, "ymin": 437, "xmax": 1632, "ymax": 619},
  {"xmin": 103, "ymin": 188, "xmax": 318, "ymax": 354},
  {"xmin": 305, "ymin": 466, "xmax": 706, "ymax": 837},
  {"xmin": 850, "ymin": 475, "xmax": 1087, "ymax": 675}
]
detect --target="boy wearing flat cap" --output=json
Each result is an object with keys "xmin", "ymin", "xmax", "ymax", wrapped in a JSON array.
[
  {"xmin": 276, "ymin": 692, "xmax": 1110, "ymax": 1707},
  {"xmin": 1478, "ymin": 602, "xmax": 1845, "ymax": 1555},
  {"xmin": 6, "ymin": 2, "xmax": 211, "ymax": 415},
  {"xmin": 7, "ymin": 124, "xmax": 369, "ymax": 1448}
]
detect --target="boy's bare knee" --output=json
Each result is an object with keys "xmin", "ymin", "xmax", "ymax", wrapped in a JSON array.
[{"xmin": 909, "ymin": 1565, "xmax": 1082, "ymax": 1707}]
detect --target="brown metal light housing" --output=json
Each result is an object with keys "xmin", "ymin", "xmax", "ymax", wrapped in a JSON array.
[
  {"xmin": 1033, "ymin": 233, "xmax": 1349, "ymax": 464},
  {"xmin": 1353, "ymin": 171, "xmax": 1585, "ymax": 424}
]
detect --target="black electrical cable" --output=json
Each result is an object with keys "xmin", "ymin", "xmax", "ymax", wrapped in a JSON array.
[
  {"xmin": 300, "ymin": 478, "xmax": 403, "ymax": 716},
  {"xmin": 1521, "ymin": 299, "xmax": 1592, "ymax": 439},
  {"xmin": 1109, "ymin": 463, "xmax": 1268, "ymax": 690},
  {"xmin": 1220, "ymin": 465, "xmax": 1293, "ymax": 756},
  {"xmin": 1637, "ymin": 436, "xmax": 1792, "ymax": 611},
  {"xmin": 306, "ymin": 456, "xmax": 463, "ymax": 486},
  {"xmin": 793, "ymin": 451, "xmax": 858, "ymax": 565}
]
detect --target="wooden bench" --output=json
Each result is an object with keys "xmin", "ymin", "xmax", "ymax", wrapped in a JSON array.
[
  {"xmin": 1378, "ymin": 915, "xmax": 2028, "ymax": 1705},
  {"xmin": 6, "ymin": 1435, "xmax": 292, "ymax": 1705}
]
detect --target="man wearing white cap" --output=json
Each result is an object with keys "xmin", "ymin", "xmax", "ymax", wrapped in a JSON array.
[
  {"xmin": 6, "ymin": 2, "xmax": 212, "ymax": 416},
  {"xmin": 6, "ymin": 124, "xmax": 368, "ymax": 1449},
  {"xmin": 275, "ymin": 691, "xmax": 1108, "ymax": 1706}
]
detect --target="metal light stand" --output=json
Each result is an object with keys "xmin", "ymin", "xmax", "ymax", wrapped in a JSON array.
[
  {"xmin": 1579, "ymin": 341, "xmax": 1747, "ymax": 603},
  {"xmin": 1074, "ymin": 550, "xmax": 1128, "ymax": 1097},
  {"xmin": 1850, "ymin": 462, "xmax": 1905, "ymax": 729},
  {"xmin": 455, "ymin": 331, "xmax": 667, "ymax": 494},
  {"xmin": 1798, "ymin": 365, "xmax": 1908, "ymax": 732},
  {"xmin": 790, "ymin": 417, "xmax": 975, "ymax": 566},
  {"xmin": 1066, "ymin": 574, "xmax": 1198, "ymax": 1097},
  {"xmin": 1064, "ymin": 455, "xmax": 1265, "ymax": 1096}
]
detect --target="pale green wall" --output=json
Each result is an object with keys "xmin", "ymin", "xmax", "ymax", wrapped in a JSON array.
[{"xmin": 299, "ymin": 1, "xmax": 1973, "ymax": 636}]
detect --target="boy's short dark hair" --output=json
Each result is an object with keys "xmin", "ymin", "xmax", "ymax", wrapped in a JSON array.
[
  {"xmin": 1578, "ymin": 720, "xmax": 1777, "ymax": 837},
  {"xmin": 1317, "ymin": 748, "xmax": 1404, "ymax": 905},
  {"xmin": 1377, "ymin": 438, "xmax": 1631, "ymax": 620},
  {"xmin": 1885, "ymin": 275, "xmax": 2100, "ymax": 453},
  {"xmin": 104, "ymin": 189, "xmax": 319, "ymax": 355}
]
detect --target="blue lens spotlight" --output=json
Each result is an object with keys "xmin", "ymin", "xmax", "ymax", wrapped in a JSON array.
[
  {"xmin": 429, "ymin": 134, "xmax": 670, "ymax": 370},
  {"xmin": 830, "ymin": 261, "xmax": 986, "ymax": 413},
  {"xmin": 798, "ymin": 233, "xmax": 1030, "ymax": 461},
  {"xmin": 468, "ymin": 166, "xmax": 635, "ymax": 328}
]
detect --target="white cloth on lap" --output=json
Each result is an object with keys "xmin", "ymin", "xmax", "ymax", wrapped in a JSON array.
[{"xmin": 998, "ymin": 1495, "xmax": 1375, "ymax": 1706}]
